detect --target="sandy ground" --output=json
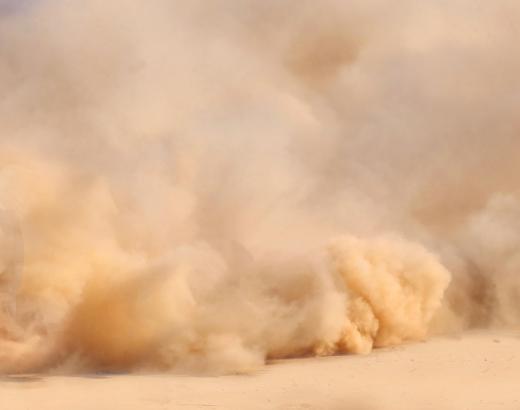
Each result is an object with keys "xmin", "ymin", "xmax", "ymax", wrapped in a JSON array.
[{"xmin": 1, "ymin": 331, "xmax": 519, "ymax": 410}]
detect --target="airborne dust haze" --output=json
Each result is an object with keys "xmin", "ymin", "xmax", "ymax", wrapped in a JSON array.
[{"xmin": 0, "ymin": 0, "xmax": 519, "ymax": 374}]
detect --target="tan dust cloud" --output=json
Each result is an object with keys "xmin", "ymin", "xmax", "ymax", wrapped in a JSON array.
[{"xmin": 0, "ymin": 0, "xmax": 518, "ymax": 373}]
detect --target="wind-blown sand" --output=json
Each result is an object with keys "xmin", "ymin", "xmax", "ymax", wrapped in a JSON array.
[
  {"xmin": 2, "ymin": 332, "xmax": 519, "ymax": 410},
  {"xmin": 2, "ymin": 1, "xmax": 520, "ymax": 405}
]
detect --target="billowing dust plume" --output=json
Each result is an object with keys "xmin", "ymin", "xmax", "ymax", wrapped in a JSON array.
[{"xmin": 0, "ymin": 0, "xmax": 518, "ymax": 373}]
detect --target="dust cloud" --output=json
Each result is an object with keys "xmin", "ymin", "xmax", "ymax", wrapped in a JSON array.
[{"xmin": 0, "ymin": 0, "xmax": 518, "ymax": 373}]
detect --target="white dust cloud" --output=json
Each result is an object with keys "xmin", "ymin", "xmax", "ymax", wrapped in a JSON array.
[{"xmin": 0, "ymin": 0, "xmax": 518, "ymax": 373}]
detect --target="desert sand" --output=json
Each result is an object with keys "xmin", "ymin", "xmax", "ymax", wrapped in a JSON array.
[{"xmin": 2, "ymin": 331, "xmax": 519, "ymax": 410}]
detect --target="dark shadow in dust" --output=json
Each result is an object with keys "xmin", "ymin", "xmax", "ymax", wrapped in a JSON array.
[{"xmin": 0, "ymin": 375, "xmax": 43, "ymax": 383}]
